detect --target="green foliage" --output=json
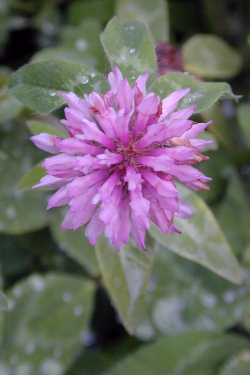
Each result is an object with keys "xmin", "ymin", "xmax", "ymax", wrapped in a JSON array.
[
  {"xmin": 1, "ymin": 1, "xmax": 250, "ymax": 374},
  {"xmin": 116, "ymin": 0, "xmax": 169, "ymax": 41},
  {"xmin": 101, "ymin": 17, "xmax": 157, "ymax": 78},
  {"xmin": 151, "ymin": 72, "xmax": 237, "ymax": 113},
  {"xmin": 150, "ymin": 187, "xmax": 242, "ymax": 284},
  {"xmin": 95, "ymin": 237, "xmax": 154, "ymax": 333},
  {"xmin": 182, "ymin": 35, "xmax": 242, "ymax": 79}
]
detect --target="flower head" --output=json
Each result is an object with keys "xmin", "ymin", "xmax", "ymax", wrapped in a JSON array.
[{"xmin": 31, "ymin": 67, "xmax": 212, "ymax": 249}]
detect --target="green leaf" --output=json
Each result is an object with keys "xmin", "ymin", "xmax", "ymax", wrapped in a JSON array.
[
  {"xmin": 214, "ymin": 171, "xmax": 250, "ymax": 256},
  {"xmin": 150, "ymin": 187, "xmax": 243, "ymax": 284},
  {"xmin": 95, "ymin": 237, "xmax": 154, "ymax": 334},
  {"xmin": 106, "ymin": 332, "xmax": 249, "ymax": 375},
  {"xmin": 27, "ymin": 120, "xmax": 67, "ymax": 137},
  {"xmin": 237, "ymin": 103, "xmax": 250, "ymax": 149},
  {"xmin": 116, "ymin": 0, "xmax": 169, "ymax": 41},
  {"xmin": 0, "ymin": 94, "xmax": 23, "ymax": 123},
  {"xmin": 1, "ymin": 274, "xmax": 94, "ymax": 373},
  {"xmin": 101, "ymin": 17, "xmax": 157, "ymax": 78},
  {"xmin": 18, "ymin": 164, "xmax": 46, "ymax": 191},
  {"xmin": 182, "ymin": 35, "xmax": 242, "ymax": 79},
  {"xmin": 50, "ymin": 210, "xmax": 99, "ymax": 277},
  {"xmin": 219, "ymin": 352, "xmax": 250, "ymax": 375},
  {"xmin": 9, "ymin": 60, "xmax": 95, "ymax": 113},
  {"xmin": 150, "ymin": 72, "xmax": 237, "ymax": 113},
  {"xmin": 69, "ymin": 0, "xmax": 115, "ymax": 26},
  {"xmin": 68, "ymin": 338, "xmax": 139, "ymax": 375},
  {"xmin": 0, "ymin": 124, "xmax": 48, "ymax": 234},
  {"xmin": 135, "ymin": 247, "xmax": 248, "ymax": 339}
]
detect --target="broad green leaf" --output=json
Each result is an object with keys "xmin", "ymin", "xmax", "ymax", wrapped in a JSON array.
[
  {"xmin": 150, "ymin": 187, "xmax": 243, "ymax": 284},
  {"xmin": 95, "ymin": 237, "xmax": 154, "ymax": 334},
  {"xmin": 0, "ymin": 94, "xmax": 23, "ymax": 123},
  {"xmin": 150, "ymin": 72, "xmax": 237, "ymax": 113},
  {"xmin": 68, "ymin": 338, "xmax": 139, "ymax": 375},
  {"xmin": 116, "ymin": 0, "xmax": 169, "ymax": 41},
  {"xmin": 27, "ymin": 120, "xmax": 67, "ymax": 137},
  {"xmin": 101, "ymin": 17, "xmax": 157, "ymax": 78},
  {"xmin": 69, "ymin": 0, "xmax": 115, "ymax": 26},
  {"xmin": 18, "ymin": 164, "xmax": 46, "ymax": 190},
  {"xmin": 214, "ymin": 171, "xmax": 250, "ymax": 256},
  {"xmin": 0, "ymin": 124, "xmax": 48, "ymax": 234},
  {"xmin": 9, "ymin": 60, "xmax": 95, "ymax": 113},
  {"xmin": 219, "ymin": 351, "xmax": 250, "ymax": 375},
  {"xmin": 50, "ymin": 210, "xmax": 99, "ymax": 277},
  {"xmin": 60, "ymin": 19, "xmax": 105, "ymax": 71},
  {"xmin": 237, "ymin": 103, "xmax": 250, "ymax": 149},
  {"xmin": 106, "ymin": 332, "xmax": 249, "ymax": 375},
  {"xmin": 182, "ymin": 35, "xmax": 242, "ymax": 79},
  {"xmin": 0, "ymin": 274, "xmax": 94, "ymax": 374},
  {"xmin": 135, "ymin": 247, "xmax": 248, "ymax": 339}
]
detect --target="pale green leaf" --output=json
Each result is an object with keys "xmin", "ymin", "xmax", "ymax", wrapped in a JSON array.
[
  {"xmin": 182, "ymin": 35, "xmax": 242, "ymax": 79},
  {"xmin": 0, "ymin": 274, "xmax": 94, "ymax": 373},
  {"xmin": 18, "ymin": 164, "xmax": 46, "ymax": 191},
  {"xmin": 150, "ymin": 187, "xmax": 243, "ymax": 284},
  {"xmin": 219, "ymin": 351, "xmax": 250, "ymax": 375},
  {"xmin": 95, "ymin": 237, "xmax": 154, "ymax": 334},
  {"xmin": 106, "ymin": 332, "xmax": 249, "ymax": 375},
  {"xmin": 237, "ymin": 103, "xmax": 250, "ymax": 149},
  {"xmin": 9, "ymin": 60, "xmax": 95, "ymax": 113},
  {"xmin": 50, "ymin": 210, "xmax": 99, "ymax": 277},
  {"xmin": 116, "ymin": 0, "xmax": 169, "ymax": 41},
  {"xmin": 0, "ymin": 124, "xmax": 48, "ymax": 234},
  {"xmin": 27, "ymin": 120, "xmax": 67, "ymax": 137},
  {"xmin": 101, "ymin": 17, "xmax": 157, "ymax": 78},
  {"xmin": 150, "ymin": 72, "xmax": 237, "ymax": 113}
]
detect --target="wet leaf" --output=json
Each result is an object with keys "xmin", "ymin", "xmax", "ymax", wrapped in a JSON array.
[
  {"xmin": 9, "ymin": 60, "xmax": 95, "ymax": 113},
  {"xmin": 0, "ymin": 124, "xmax": 48, "ymax": 234},
  {"xmin": 135, "ymin": 248, "xmax": 248, "ymax": 339},
  {"xmin": 95, "ymin": 237, "xmax": 154, "ymax": 334},
  {"xmin": 150, "ymin": 187, "xmax": 243, "ymax": 284},
  {"xmin": 50, "ymin": 210, "xmax": 99, "ymax": 277},
  {"xmin": 18, "ymin": 164, "xmax": 46, "ymax": 191},
  {"xmin": 151, "ymin": 72, "xmax": 237, "ymax": 113},
  {"xmin": 0, "ymin": 274, "xmax": 94, "ymax": 374},
  {"xmin": 219, "ymin": 351, "xmax": 250, "ymax": 375},
  {"xmin": 106, "ymin": 332, "xmax": 249, "ymax": 375},
  {"xmin": 237, "ymin": 103, "xmax": 250, "ymax": 149},
  {"xmin": 182, "ymin": 35, "xmax": 242, "ymax": 79},
  {"xmin": 27, "ymin": 120, "xmax": 67, "ymax": 137},
  {"xmin": 101, "ymin": 17, "xmax": 157, "ymax": 78},
  {"xmin": 0, "ymin": 291, "xmax": 8, "ymax": 311},
  {"xmin": 116, "ymin": 0, "xmax": 169, "ymax": 41}
]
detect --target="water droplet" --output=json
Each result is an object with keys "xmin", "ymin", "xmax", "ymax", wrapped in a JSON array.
[
  {"xmin": 90, "ymin": 72, "xmax": 96, "ymax": 78},
  {"xmin": 201, "ymin": 293, "xmax": 217, "ymax": 308},
  {"xmin": 13, "ymin": 286, "xmax": 22, "ymax": 298},
  {"xmin": 129, "ymin": 48, "xmax": 136, "ymax": 54},
  {"xmin": 6, "ymin": 206, "xmax": 16, "ymax": 220},
  {"xmin": 8, "ymin": 299, "xmax": 16, "ymax": 311},
  {"xmin": 25, "ymin": 342, "xmax": 36, "ymax": 355},
  {"xmin": 80, "ymin": 330, "xmax": 95, "ymax": 346},
  {"xmin": 31, "ymin": 276, "xmax": 45, "ymax": 292},
  {"xmin": 75, "ymin": 39, "xmax": 88, "ymax": 51},
  {"xmin": 49, "ymin": 91, "xmax": 57, "ymax": 97},
  {"xmin": 41, "ymin": 359, "xmax": 62, "ymax": 375},
  {"xmin": 125, "ymin": 25, "xmax": 135, "ymax": 31},
  {"xmin": 16, "ymin": 364, "xmax": 31, "ymax": 375},
  {"xmin": 223, "ymin": 290, "xmax": 236, "ymax": 304},
  {"xmin": 74, "ymin": 305, "xmax": 83, "ymax": 317},
  {"xmin": 79, "ymin": 75, "xmax": 89, "ymax": 85},
  {"xmin": 62, "ymin": 291, "xmax": 72, "ymax": 302}
]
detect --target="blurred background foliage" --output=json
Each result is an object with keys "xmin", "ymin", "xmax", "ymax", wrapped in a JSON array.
[{"xmin": 1, "ymin": 0, "xmax": 250, "ymax": 374}]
